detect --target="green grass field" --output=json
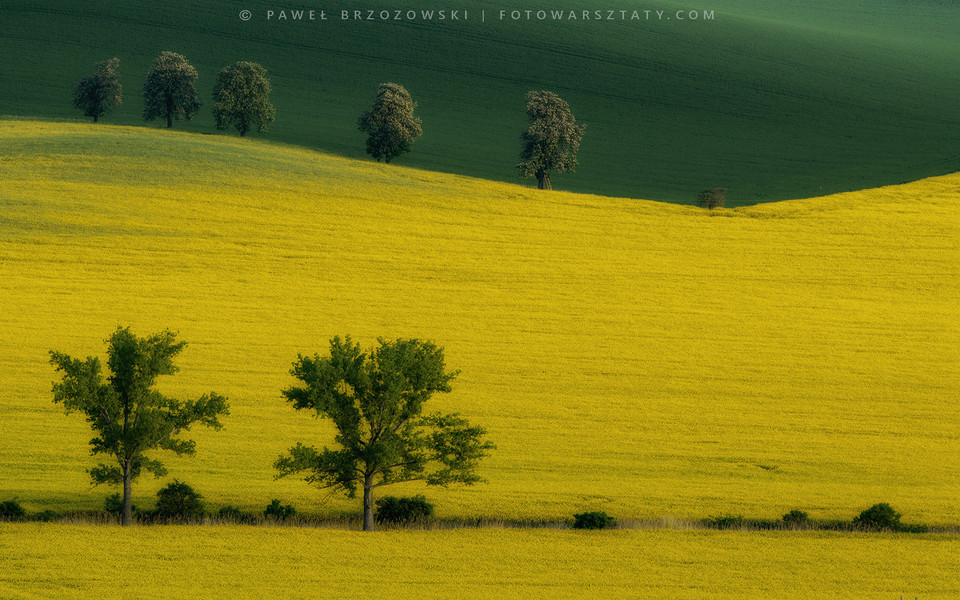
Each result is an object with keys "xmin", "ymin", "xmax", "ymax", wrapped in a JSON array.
[
  {"xmin": 2, "ymin": 1, "xmax": 959, "ymax": 203},
  {"xmin": 2, "ymin": 121, "xmax": 958, "ymax": 527}
]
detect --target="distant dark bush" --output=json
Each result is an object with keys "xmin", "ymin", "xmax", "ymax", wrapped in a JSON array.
[
  {"xmin": 218, "ymin": 505, "xmax": 241, "ymax": 519},
  {"xmin": 853, "ymin": 503, "xmax": 901, "ymax": 531},
  {"xmin": 217, "ymin": 505, "xmax": 258, "ymax": 524},
  {"xmin": 706, "ymin": 514, "xmax": 746, "ymax": 530},
  {"xmin": 215, "ymin": 505, "xmax": 247, "ymax": 522},
  {"xmin": 0, "ymin": 500, "xmax": 26, "ymax": 520},
  {"xmin": 782, "ymin": 510, "xmax": 811, "ymax": 527},
  {"xmin": 155, "ymin": 480, "xmax": 205, "ymax": 520},
  {"xmin": 375, "ymin": 495, "xmax": 434, "ymax": 525},
  {"xmin": 264, "ymin": 499, "xmax": 296, "ymax": 520},
  {"xmin": 697, "ymin": 187, "xmax": 726, "ymax": 209},
  {"xmin": 572, "ymin": 511, "xmax": 616, "ymax": 530},
  {"xmin": 33, "ymin": 510, "xmax": 60, "ymax": 522}
]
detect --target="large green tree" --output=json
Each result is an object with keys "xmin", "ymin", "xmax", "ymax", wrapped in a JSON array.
[
  {"xmin": 518, "ymin": 90, "xmax": 586, "ymax": 190},
  {"xmin": 212, "ymin": 61, "xmax": 276, "ymax": 136},
  {"xmin": 72, "ymin": 58, "xmax": 122, "ymax": 123},
  {"xmin": 357, "ymin": 83, "xmax": 423, "ymax": 163},
  {"xmin": 142, "ymin": 51, "xmax": 201, "ymax": 129},
  {"xmin": 275, "ymin": 336, "xmax": 494, "ymax": 531},
  {"xmin": 50, "ymin": 327, "xmax": 228, "ymax": 525}
]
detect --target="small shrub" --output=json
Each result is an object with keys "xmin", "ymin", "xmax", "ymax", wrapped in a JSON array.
[
  {"xmin": 706, "ymin": 514, "xmax": 746, "ymax": 530},
  {"xmin": 217, "ymin": 505, "xmax": 258, "ymax": 524},
  {"xmin": 33, "ymin": 510, "xmax": 60, "ymax": 522},
  {"xmin": 853, "ymin": 503, "xmax": 901, "ymax": 531},
  {"xmin": 0, "ymin": 500, "xmax": 26, "ymax": 520},
  {"xmin": 155, "ymin": 480, "xmax": 204, "ymax": 520},
  {"xmin": 782, "ymin": 510, "xmax": 811, "ymax": 527},
  {"xmin": 264, "ymin": 499, "xmax": 296, "ymax": 520},
  {"xmin": 572, "ymin": 511, "xmax": 616, "ymax": 530},
  {"xmin": 375, "ymin": 495, "xmax": 434, "ymax": 525},
  {"xmin": 216, "ymin": 505, "xmax": 245, "ymax": 521}
]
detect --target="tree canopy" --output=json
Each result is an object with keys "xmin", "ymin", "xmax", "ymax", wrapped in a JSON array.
[
  {"xmin": 357, "ymin": 83, "xmax": 423, "ymax": 163},
  {"xmin": 697, "ymin": 187, "xmax": 726, "ymax": 209},
  {"xmin": 142, "ymin": 51, "xmax": 201, "ymax": 128},
  {"xmin": 518, "ymin": 90, "xmax": 586, "ymax": 190},
  {"xmin": 50, "ymin": 327, "xmax": 228, "ymax": 525},
  {"xmin": 275, "ymin": 336, "xmax": 494, "ymax": 530},
  {"xmin": 72, "ymin": 58, "xmax": 122, "ymax": 123},
  {"xmin": 212, "ymin": 61, "xmax": 276, "ymax": 136}
]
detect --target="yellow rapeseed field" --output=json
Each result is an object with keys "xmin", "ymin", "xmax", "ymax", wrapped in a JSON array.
[
  {"xmin": 0, "ymin": 120, "xmax": 958, "ymax": 526},
  {"xmin": 1, "ymin": 523, "xmax": 958, "ymax": 599}
]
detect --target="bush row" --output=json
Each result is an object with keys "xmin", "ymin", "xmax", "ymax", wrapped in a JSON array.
[
  {"xmin": 704, "ymin": 503, "xmax": 929, "ymax": 533},
  {"xmin": 0, "ymin": 486, "xmax": 429, "ymax": 526},
  {"xmin": 0, "ymin": 496, "xmax": 931, "ymax": 533},
  {"xmin": 0, "ymin": 483, "xmax": 299, "ymax": 525}
]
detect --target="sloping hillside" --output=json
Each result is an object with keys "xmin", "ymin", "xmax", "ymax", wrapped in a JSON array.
[
  {"xmin": 2, "ymin": 1, "xmax": 959, "ymax": 202},
  {"xmin": 1, "ymin": 121, "xmax": 958, "ymax": 523}
]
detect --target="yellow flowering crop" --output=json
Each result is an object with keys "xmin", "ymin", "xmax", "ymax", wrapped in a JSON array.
[
  {"xmin": 0, "ymin": 120, "xmax": 957, "ymax": 526},
  {"xmin": 1, "ymin": 524, "xmax": 958, "ymax": 599}
]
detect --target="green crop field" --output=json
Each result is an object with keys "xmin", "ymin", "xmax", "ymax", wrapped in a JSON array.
[
  {"xmin": 2, "ymin": 1, "xmax": 959, "ymax": 204},
  {"xmin": 1, "ymin": 120, "xmax": 958, "ymax": 527}
]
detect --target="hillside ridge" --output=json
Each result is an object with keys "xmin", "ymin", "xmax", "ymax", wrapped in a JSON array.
[
  {"xmin": 4, "ymin": 119, "xmax": 957, "ymax": 216},
  {"xmin": 2, "ymin": 118, "xmax": 958, "ymax": 524},
  {"xmin": 2, "ymin": 1, "xmax": 959, "ymax": 203}
]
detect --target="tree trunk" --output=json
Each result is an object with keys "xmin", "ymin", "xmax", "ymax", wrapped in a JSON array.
[
  {"xmin": 93, "ymin": 113, "xmax": 99, "ymax": 123},
  {"xmin": 167, "ymin": 113, "xmax": 173, "ymax": 128},
  {"xmin": 362, "ymin": 473, "xmax": 375, "ymax": 531},
  {"xmin": 122, "ymin": 461, "xmax": 133, "ymax": 526},
  {"xmin": 166, "ymin": 96, "xmax": 174, "ymax": 128},
  {"xmin": 536, "ymin": 170, "xmax": 552, "ymax": 190}
]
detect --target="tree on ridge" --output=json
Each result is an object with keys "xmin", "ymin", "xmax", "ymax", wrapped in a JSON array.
[
  {"xmin": 518, "ymin": 90, "xmax": 585, "ymax": 190},
  {"xmin": 72, "ymin": 58, "xmax": 122, "ymax": 123},
  {"xmin": 212, "ymin": 61, "xmax": 276, "ymax": 137},
  {"xmin": 143, "ymin": 51, "xmax": 201, "ymax": 129},
  {"xmin": 357, "ymin": 82, "xmax": 423, "ymax": 163}
]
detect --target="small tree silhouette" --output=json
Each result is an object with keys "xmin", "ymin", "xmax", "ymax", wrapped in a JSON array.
[{"xmin": 697, "ymin": 187, "xmax": 726, "ymax": 209}]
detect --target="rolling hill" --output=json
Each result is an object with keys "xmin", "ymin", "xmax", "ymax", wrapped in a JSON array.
[
  {"xmin": 2, "ymin": 1, "xmax": 959, "ymax": 203},
  {"xmin": 1, "ymin": 120, "xmax": 958, "ymax": 525}
]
